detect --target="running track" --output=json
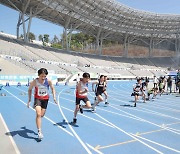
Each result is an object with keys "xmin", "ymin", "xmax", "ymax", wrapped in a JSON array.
[{"xmin": 0, "ymin": 80, "xmax": 180, "ymax": 154}]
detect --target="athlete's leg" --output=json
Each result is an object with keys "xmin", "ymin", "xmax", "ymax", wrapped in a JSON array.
[
  {"xmin": 82, "ymin": 100, "xmax": 91, "ymax": 109},
  {"xmin": 35, "ymin": 106, "xmax": 44, "ymax": 140},
  {"xmin": 74, "ymin": 104, "xmax": 80, "ymax": 118},
  {"xmin": 92, "ymin": 95, "xmax": 103, "ymax": 112},
  {"xmin": 41, "ymin": 109, "xmax": 46, "ymax": 117},
  {"xmin": 134, "ymin": 95, "xmax": 138, "ymax": 103},
  {"xmin": 170, "ymin": 86, "xmax": 172, "ymax": 93},
  {"xmin": 134, "ymin": 95, "xmax": 138, "ymax": 107},
  {"xmin": 147, "ymin": 93, "xmax": 150, "ymax": 100},
  {"xmin": 35, "ymin": 106, "xmax": 45, "ymax": 140},
  {"xmin": 73, "ymin": 98, "xmax": 81, "ymax": 123},
  {"xmin": 142, "ymin": 92, "xmax": 146, "ymax": 103},
  {"xmin": 103, "ymin": 91, "xmax": 108, "ymax": 104},
  {"xmin": 35, "ymin": 106, "xmax": 42, "ymax": 130},
  {"xmin": 96, "ymin": 95, "xmax": 103, "ymax": 105}
]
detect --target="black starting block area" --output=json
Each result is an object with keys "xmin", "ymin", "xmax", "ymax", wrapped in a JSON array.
[{"xmin": 0, "ymin": 93, "xmax": 6, "ymax": 96}]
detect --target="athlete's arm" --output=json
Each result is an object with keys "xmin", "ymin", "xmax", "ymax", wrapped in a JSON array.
[
  {"xmin": 27, "ymin": 80, "xmax": 35, "ymax": 108},
  {"xmin": 133, "ymin": 84, "xmax": 136, "ymax": 91},
  {"xmin": 49, "ymin": 80, "xmax": 57, "ymax": 104},
  {"xmin": 77, "ymin": 82, "xmax": 88, "ymax": 94},
  {"xmin": 92, "ymin": 81, "xmax": 98, "ymax": 92}
]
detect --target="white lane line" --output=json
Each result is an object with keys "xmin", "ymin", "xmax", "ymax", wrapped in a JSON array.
[
  {"xmin": 12, "ymin": 86, "xmax": 114, "ymax": 132},
  {"xmin": 49, "ymin": 97, "xmax": 114, "ymax": 128},
  {"xmin": 166, "ymin": 121, "xmax": 180, "ymax": 126},
  {"xmin": 112, "ymin": 82, "xmax": 177, "ymax": 98},
  {"xmin": 144, "ymin": 104, "xmax": 180, "ymax": 112},
  {"xmin": 109, "ymin": 104, "xmax": 180, "ymax": 135},
  {"xmin": 0, "ymin": 113, "xmax": 20, "ymax": 154},
  {"xmin": 88, "ymin": 91, "xmax": 148, "ymax": 122},
  {"xmin": 112, "ymin": 84, "xmax": 129, "ymax": 95},
  {"xmin": 61, "ymin": 106, "xmax": 114, "ymax": 128},
  {"xmin": 95, "ymin": 113, "xmax": 163, "ymax": 154},
  {"xmin": 86, "ymin": 143, "xmax": 103, "ymax": 154},
  {"xmin": 89, "ymin": 85, "xmax": 180, "ymax": 135},
  {"xmin": 57, "ymin": 90, "xmax": 92, "ymax": 154},
  {"xmin": 3, "ymin": 88, "xmax": 73, "ymax": 137},
  {"xmin": 107, "ymin": 91, "xmax": 179, "ymax": 112},
  {"xmin": 110, "ymin": 103, "xmax": 180, "ymax": 121},
  {"xmin": 107, "ymin": 96, "xmax": 180, "ymax": 120},
  {"xmin": 111, "ymin": 83, "xmax": 180, "ymax": 108},
  {"xmin": 131, "ymin": 133, "xmax": 180, "ymax": 153},
  {"xmin": 136, "ymin": 106, "xmax": 180, "ymax": 121}
]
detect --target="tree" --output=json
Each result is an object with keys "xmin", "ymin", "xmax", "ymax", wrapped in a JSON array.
[
  {"xmin": 28, "ymin": 32, "xmax": 36, "ymax": 41},
  {"xmin": 20, "ymin": 34, "xmax": 24, "ymax": 39},
  {"xmin": 51, "ymin": 35, "xmax": 59, "ymax": 44},
  {"xmin": 38, "ymin": 34, "xmax": 43, "ymax": 41},
  {"xmin": 51, "ymin": 43, "xmax": 62, "ymax": 49},
  {"xmin": 70, "ymin": 32, "xmax": 95, "ymax": 50},
  {"xmin": 43, "ymin": 34, "xmax": 49, "ymax": 43}
]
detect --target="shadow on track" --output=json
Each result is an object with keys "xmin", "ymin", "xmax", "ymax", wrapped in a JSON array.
[{"xmin": 5, "ymin": 126, "xmax": 40, "ymax": 142}]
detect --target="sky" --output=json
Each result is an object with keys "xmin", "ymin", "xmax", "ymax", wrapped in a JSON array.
[{"xmin": 0, "ymin": 0, "xmax": 180, "ymax": 40}]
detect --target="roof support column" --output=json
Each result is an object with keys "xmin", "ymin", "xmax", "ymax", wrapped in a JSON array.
[
  {"xmin": 99, "ymin": 31, "xmax": 112, "ymax": 55},
  {"xmin": 67, "ymin": 23, "xmax": 82, "ymax": 50},
  {"xmin": 16, "ymin": 13, "xmax": 22, "ymax": 39},
  {"xmin": 62, "ymin": 28, "xmax": 65, "ymax": 49},
  {"xmin": 15, "ymin": 0, "xmax": 51, "ymax": 42},
  {"xmin": 95, "ymin": 28, "xmax": 102, "ymax": 55},
  {"xmin": 63, "ymin": 16, "xmax": 71, "ymax": 50},
  {"xmin": 22, "ymin": 0, "xmax": 31, "ymax": 42},
  {"xmin": 64, "ymin": 27, "xmax": 68, "ymax": 50},
  {"xmin": 99, "ymin": 37, "xmax": 103, "ymax": 55},
  {"xmin": 123, "ymin": 33, "xmax": 129, "ymax": 57},
  {"xmin": 26, "ymin": 7, "xmax": 33, "ymax": 42},
  {"xmin": 175, "ymin": 34, "xmax": 180, "ymax": 67},
  {"xmin": 149, "ymin": 35, "xmax": 154, "ymax": 58},
  {"xmin": 175, "ymin": 34, "xmax": 180, "ymax": 56},
  {"xmin": 68, "ymin": 30, "xmax": 72, "ymax": 49},
  {"xmin": 22, "ymin": 13, "xmax": 27, "ymax": 42}
]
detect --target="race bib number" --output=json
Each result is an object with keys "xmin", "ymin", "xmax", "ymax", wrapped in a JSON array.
[{"xmin": 38, "ymin": 86, "xmax": 48, "ymax": 96}]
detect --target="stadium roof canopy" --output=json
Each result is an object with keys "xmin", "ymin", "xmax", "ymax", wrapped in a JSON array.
[{"xmin": 1, "ymin": 0, "xmax": 180, "ymax": 40}]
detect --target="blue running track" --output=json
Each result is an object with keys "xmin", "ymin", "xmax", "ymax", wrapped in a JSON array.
[{"xmin": 0, "ymin": 80, "xmax": 180, "ymax": 154}]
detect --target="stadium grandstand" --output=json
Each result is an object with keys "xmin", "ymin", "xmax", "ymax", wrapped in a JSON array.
[{"xmin": 0, "ymin": 0, "xmax": 180, "ymax": 84}]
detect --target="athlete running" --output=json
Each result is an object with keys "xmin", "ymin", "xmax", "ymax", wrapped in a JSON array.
[
  {"xmin": 27, "ymin": 68, "xmax": 57, "ymax": 140},
  {"xmin": 92, "ymin": 75, "xmax": 105, "ymax": 112},
  {"xmin": 73, "ymin": 73, "xmax": 91, "ymax": 124},
  {"xmin": 131, "ymin": 78, "xmax": 143, "ymax": 107}
]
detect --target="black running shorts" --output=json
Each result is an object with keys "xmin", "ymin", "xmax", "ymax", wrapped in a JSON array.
[
  {"xmin": 34, "ymin": 98, "xmax": 49, "ymax": 109},
  {"xmin": 76, "ymin": 97, "xmax": 89, "ymax": 105},
  {"xmin": 133, "ymin": 92, "xmax": 140, "ymax": 96},
  {"xmin": 95, "ymin": 91, "xmax": 103, "ymax": 96}
]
